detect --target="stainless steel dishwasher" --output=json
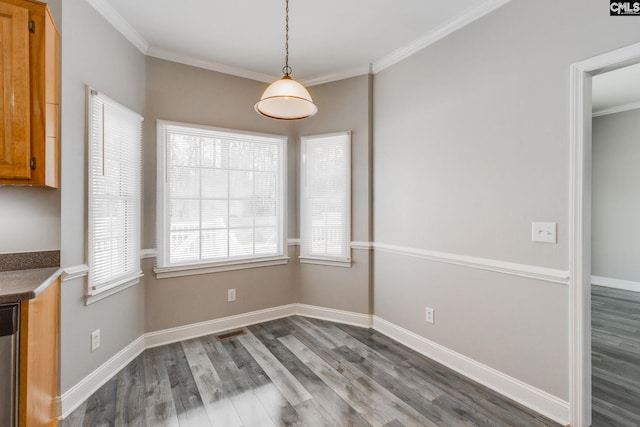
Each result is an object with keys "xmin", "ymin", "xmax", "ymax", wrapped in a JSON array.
[{"xmin": 0, "ymin": 303, "xmax": 19, "ymax": 427}]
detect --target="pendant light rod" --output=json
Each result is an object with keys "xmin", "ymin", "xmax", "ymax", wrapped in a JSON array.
[{"xmin": 283, "ymin": 0, "xmax": 291, "ymax": 76}]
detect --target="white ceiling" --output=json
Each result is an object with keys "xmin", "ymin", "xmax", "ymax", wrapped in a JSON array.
[
  {"xmin": 592, "ymin": 62, "xmax": 640, "ymax": 116},
  {"xmin": 90, "ymin": 0, "xmax": 510, "ymax": 85}
]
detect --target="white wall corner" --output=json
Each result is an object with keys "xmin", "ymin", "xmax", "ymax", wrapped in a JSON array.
[{"xmin": 371, "ymin": 316, "xmax": 569, "ymax": 426}]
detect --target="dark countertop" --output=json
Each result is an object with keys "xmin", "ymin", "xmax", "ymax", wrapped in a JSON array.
[{"xmin": 0, "ymin": 267, "xmax": 62, "ymax": 304}]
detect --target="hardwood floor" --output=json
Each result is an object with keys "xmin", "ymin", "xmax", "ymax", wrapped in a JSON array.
[
  {"xmin": 592, "ymin": 285, "xmax": 640, "ymax": 426},
  {"xmin": 61, "ymin": 316, "xmax": 560, "ymax": 426}
]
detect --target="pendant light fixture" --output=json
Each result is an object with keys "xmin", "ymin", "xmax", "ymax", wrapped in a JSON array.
[{"xmin": 255, "ymin": 0, "xmax": 317, "ymax": 120}]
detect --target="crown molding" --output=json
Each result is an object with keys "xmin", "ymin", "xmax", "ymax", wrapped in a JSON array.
[
  {"xmin": 372, "ymin": 0, "xmax": 512, "ymax": 74},
  {"xmin": 592, "ymin": 100, "xmax": 640, "ymax": 117},
  {"xmin": 85, "ymin": 0, "xmax": 149, "ymax": 54},
  {"xmin": 146, "ymin": 46, "xmax": 278, "ymax": 83},
  {"xmin": 302, "ymin": 64, "xmax": 372, "ymax": 87},
  {"xmin": 86, "ymin": 0, "xmax": 511, "ymax": 85}
]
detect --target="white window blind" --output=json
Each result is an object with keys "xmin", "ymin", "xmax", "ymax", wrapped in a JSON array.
[
  {"xmin": 87, "ymin": 88, "xmax": 143, "ymax": 297},
  {"xmin": 300, "ymin": 132, "xmax": 351, "ymax": 262},
  {"xmin": 157, "ymin": 121, "xmax": 286, "ymax": 270}
]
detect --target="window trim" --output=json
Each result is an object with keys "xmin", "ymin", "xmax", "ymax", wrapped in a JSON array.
[
  {"xmin": 86, "ymin": 87, "xmax": 143, "ymax": 303},
  {"xmin": 155, "ymin": 120, "xmax": 288, "ymax": 277},
  {"xmin": 86, "ymin": 274, "xmax": 142, "ymax": 305},
  {"xmin": 299, "ymin": 256, "xmax": 352, "ymax": 268},
  {"xmin": 153, "ymin": 256, "xmax": 290, "ymax": 279},
  {"xmin": 300, "ymin": 131, "xmax": 352, "ymax": 266}
]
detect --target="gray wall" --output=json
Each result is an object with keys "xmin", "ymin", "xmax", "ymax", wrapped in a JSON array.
[
  {"xmin": 37, "ymin": 0, "xmax": 640, "ymax": 404},
  {"xmin": 143, "ymin": 57, "xmax": 298, "ymax": 332},
  {"xmin": 0, "ymin": 0, "xmax": 61, "ymax": 255},
  {"xmin": 295, "ymin": 75, "xmax": 373, "ymax": 314},
  {"xmin": 592, "ymin": 109, "xmax": 640, "ymax": 282},
  {"xmin": 59, "ymin": 0, "xmax": 146, "ymax": 392},
  {"xmin": 373, "ymin": 0, "xmax": 640, "ymax": 400},
  {"xmin": 0, "ymin": 187, "xmax": 59, "ymax": 253}
]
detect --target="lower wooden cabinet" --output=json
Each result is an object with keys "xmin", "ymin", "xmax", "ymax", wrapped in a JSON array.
[{"xmin": 19, "ymin": 278, "xmax": 59, "ymax": 427}]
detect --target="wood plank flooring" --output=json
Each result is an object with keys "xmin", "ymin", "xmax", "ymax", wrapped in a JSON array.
[
  {"xmin": 592, "ymin": 285, "xmax": 640, "ymax": 426},
  {"xmin": 61, "ymin": 316, "xmax": 561, "ymax": 427}
]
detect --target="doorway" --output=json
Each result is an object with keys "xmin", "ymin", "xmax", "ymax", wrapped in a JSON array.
[
  {"xmin": 590, "ymin": 62, "xmax": 640, "ymax": 425},
  {"xmin": 569, "ymin": 41, "xmax": 640, "ymax": 427}
]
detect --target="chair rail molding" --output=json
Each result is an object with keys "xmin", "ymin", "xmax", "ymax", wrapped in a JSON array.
[
  {"xmin": 140, "ymin": 248, "xmax": 157, "ymax": 259},
  {"xmin": 60, "ymin": 264, "xmax": 89, "ymax": 282},
  {"xmin": 374, "ymin": 242, "xmax": 569, "ymax": 284}
]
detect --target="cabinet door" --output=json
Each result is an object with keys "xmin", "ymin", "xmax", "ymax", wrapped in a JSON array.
[
  {"xmin": 0, "ymin": 2, "xmax": 31, "ymax": 180},
  {"xmin": 19, "ymin": 278, "xmax": 59, "ymax": 427}
]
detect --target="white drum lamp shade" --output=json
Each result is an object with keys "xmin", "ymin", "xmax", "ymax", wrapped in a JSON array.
[
  {"xmin": 255, "ymin": 76, "xmax": 318, "ymax": 120},
  {"xmin": 255, "ymin": 0, "xmax": 317, "ymax": 120}
]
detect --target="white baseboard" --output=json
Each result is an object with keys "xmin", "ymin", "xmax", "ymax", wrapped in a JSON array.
[
  {"xmin": 372, "ymin": 316, "xmax": 569, "ymax": 426},
  {"xmin": 57, "ymin": 305, "xmax": 567, "ymax": 426},
  {"xmin": 57, "ymin": 335, "xmax": 145, "ymax": 419},
  {"xmin": 145, "ymin": 304, "xmax": 297, "ymax": 349},
  {"xmin": 592, "ymin": 275, "xmax": 640, "ymax": 293},
  {"xmin": 58, "ymin": 305, "xmax": 297, "ymax": 419},
  {"xmin": 295, "ymin": 304, "xmax": 372, "ymax": 328}
]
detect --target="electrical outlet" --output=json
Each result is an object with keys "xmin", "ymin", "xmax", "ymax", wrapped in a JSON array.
[
  {"xmin": 227, "ymin": 288, "xmax": 236, "ymax": 302},
  {"xmin": 532, "ymin": 222, "xmax": 557, "ymax": 243},
  {"xmin": 425, "ymin": 307, "xmax": 435, "ymax": 324},
  {"xmin": 91, "ymin": 329, "xmax": 100, "ymax": 352}
]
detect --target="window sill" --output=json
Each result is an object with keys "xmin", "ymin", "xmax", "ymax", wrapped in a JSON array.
[
  {"xmin": 86, "ymin": 271, "xmax": 143, "ymax": 305},
  {"xmin": 299, "ymin": 257, "xmax": 352, "ymax": 268},
  {"xmin": 154, "ymin": 256, "xmax": 290, "ymax": 279}
]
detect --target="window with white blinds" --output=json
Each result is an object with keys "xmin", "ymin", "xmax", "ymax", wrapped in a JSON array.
[
  {"xmin": 87, "ymin": 88, "xmax": 143, "ymax": 299},
  {"xmin": 156, "ymin": 121, "xmax": 287, "ymax": 272},
  {"xmin": 300, "ymin": 132, "xmax": 351, "ymax": 264}
]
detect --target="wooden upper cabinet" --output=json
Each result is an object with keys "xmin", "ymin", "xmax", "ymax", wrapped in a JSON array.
[
  {"xmin": 0, "ymin": 3, "xmax": 31, "ymax": 179},
  {"xmin": 0, "ymin": 0, "xmax": 59, "ymax": 187}
]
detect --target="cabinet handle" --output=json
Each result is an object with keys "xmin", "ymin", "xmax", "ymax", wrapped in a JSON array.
[
  {"xmin": 30, "ymin": 158, "xmax": 36, "ymax": 170},
  {"xmin": 29, "ymin": 20, "xmax": 35, "ymax": 33}
]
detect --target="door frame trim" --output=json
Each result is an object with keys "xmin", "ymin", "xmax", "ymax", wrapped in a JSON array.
[{"xmin": 569, "ymin": 41, "xmax": 640, "ymax": 427}]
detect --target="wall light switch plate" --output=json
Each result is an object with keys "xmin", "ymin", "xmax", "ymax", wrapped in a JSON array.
[
  {"xmin": 425, "ymin": 307, "xmax": 435, "ymax": 324},
  {"xmin": 532, "ymin": 222, "xmax": 557, "ymax": 243},
  {"xmin": 227, "ymin": 288, "xmax": 236, "ymax": 302},
  {"xmin": 91, "ymin": 329, "xmax": 100, "ymax": 352}
]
